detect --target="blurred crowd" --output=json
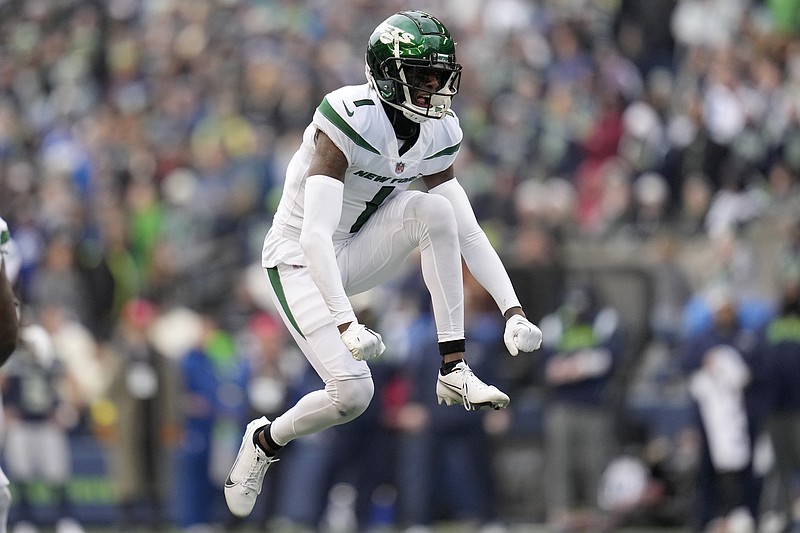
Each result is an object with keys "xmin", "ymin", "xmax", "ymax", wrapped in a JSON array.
[{"xmin": 1, "ymin": 0, "xmax": 800, "ymax": 532}]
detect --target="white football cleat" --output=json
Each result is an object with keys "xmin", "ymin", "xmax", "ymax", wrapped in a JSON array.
[
  {"xmin": 224, "ymin": 416, "xmax": 279, "ymax": 517},
  {"xmin": 436, "ymin": 361, "xmax": 510, "ymax": 411}
]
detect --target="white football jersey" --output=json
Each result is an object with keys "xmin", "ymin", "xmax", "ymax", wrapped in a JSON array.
[{"xmin": 263, "ymin": 83, "xmax": 463, "ymax": 267}]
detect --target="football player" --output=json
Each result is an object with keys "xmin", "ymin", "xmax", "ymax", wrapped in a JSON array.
[
  {"xmin": 0, "ymin": 217, "xmax": 18, "ymax": 365},
  {"xmin": 0, "ymin": 216, "xmax": 19, "ymax": 533},
  {"xmin": 224, "ymin": 10, "xmax": 543, "ymax": 518}
]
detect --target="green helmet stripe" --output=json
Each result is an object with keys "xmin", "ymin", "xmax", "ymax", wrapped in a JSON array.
[
  {"xmin": 424, "ymin": 141, "xmax": 460, "ymax": 160},
  {"xmin": 318, "ymin": 98, "xmax": 380, "ymax": 155}
]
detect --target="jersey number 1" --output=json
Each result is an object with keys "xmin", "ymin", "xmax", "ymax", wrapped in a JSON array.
[{"xmin": 349, "ymin": 186, "xmax": 394, "ymax": 233}]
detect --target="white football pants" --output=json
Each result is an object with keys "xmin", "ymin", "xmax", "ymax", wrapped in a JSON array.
[{"xmin": 266, "ymin": 190, "xmax": 464, "ymax": 446}]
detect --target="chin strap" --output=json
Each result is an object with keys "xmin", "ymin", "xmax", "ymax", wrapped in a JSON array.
[{"xmin": 382, "ymin": 102, "xmax": 418, "ymax": 140}]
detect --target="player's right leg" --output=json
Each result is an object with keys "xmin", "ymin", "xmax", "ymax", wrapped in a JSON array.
[
  {"xmin": 224, "ymin": 262, "xmax": 374, "ymax": 517},
  {"xmin": 0, "ymin": 466, "xmax": 10, "ymax": 533}
]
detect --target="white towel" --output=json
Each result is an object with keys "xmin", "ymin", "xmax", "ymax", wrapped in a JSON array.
[{"xmin": 689, "ymin": 345, "xmax": 751, "ymax": 471}]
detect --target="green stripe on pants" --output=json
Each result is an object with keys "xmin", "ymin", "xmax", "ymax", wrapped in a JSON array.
[{"xmin": 267, "ymin": 266, "xmax": 305, "ymax": 339}]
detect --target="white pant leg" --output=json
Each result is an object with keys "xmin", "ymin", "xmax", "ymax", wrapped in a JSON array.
[
  {"xmin": 0, "ymin": 465, "xmax": 8, "ymax": 533},
  {"xmin": 336, "ymin": 191, "xmax": 424, "ymax": 296},
  {"xmin": 4, "ymin": 421, "xmax": 70, "ymax": 483},
  {"xmin": 265, "ymin": 264, "xmax": 374, "ymax": 447},
  {"xmin": 5, "ymin": 422, "xmax": 36, "ymax": 480},
  {"xmin": 39, "ymin": 423, "xmax": 70, "ymax": 483},
  {"xmin": 337, "ymin": 190, "xmax": 465, "ymax": 342}
]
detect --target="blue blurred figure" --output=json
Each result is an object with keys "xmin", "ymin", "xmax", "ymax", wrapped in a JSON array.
[
  {"xmin": 175, "ymin": 312, "xmax": 247, "ymax": 531},
  {"xmin": 394, "ymin": 273, "xmax": 504, "ymax": 531},
  {"xmin": 537, "ymin": 284, "xmax": 624, "ymax": 532},
  {"xmin": 680, "ymin": 285, "xmax": 773, "ymax": 532},
  {"xmin": 759, "ymin": 277, "xmax": 800, "ymax": 533},
  {"xmin": 266, "ymin": 300, "xmax": 398, "ymax": 532}
]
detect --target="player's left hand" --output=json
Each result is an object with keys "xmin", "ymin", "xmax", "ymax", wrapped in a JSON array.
[{"xmin": 503, "ymin": 314, "xmax": 542, "ymax": 356}]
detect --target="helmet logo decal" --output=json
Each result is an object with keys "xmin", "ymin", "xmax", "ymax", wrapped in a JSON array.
[
  {"xmin": 377, "ymin": 23, "xmax": 415, "ymax": 47},
  {"xmin": 395, "ymin": 162, "xmax": 405, "ymax": 174}
]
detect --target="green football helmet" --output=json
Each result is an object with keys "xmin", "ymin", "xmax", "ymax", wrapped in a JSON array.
[{"xmin": 365, "ymin": 11, "xmax": 462, "ymax": 122}]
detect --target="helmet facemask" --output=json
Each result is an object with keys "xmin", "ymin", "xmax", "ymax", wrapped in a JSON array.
[
  {"xmin": 366, "ymin": 11, "xmax": 462, "ymax": 123},
  {"xmin": 389, "ymin": 58, "xmax": 461, "ymax": 122}
]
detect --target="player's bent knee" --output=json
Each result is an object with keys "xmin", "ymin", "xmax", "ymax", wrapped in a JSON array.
[
  {"xmin": 331, "ymin": 376, "xmax": 374, "ymax": 421},
  {"xmin": 409, "ymin": 194, "xmax": 457, "ymax": 236}
]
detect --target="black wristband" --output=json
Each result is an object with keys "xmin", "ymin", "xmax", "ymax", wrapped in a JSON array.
[{"xmin": 438, "ymin": 339, "xmax": 466, "ymax": 356}]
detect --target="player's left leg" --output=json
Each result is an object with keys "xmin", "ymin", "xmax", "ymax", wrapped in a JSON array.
[
  {"xmin": 338, "ymin": 190, "xmax": 463, "ymax": 338},
  {"xmin": 337, "ymin": 191, "xmax": 509, "ymax": 410}
]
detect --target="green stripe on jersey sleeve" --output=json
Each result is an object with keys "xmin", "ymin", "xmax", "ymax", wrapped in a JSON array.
[
  {"xmin": 424, "ymin": 141, "xmax": 461, "ymax": 159},
  {"xmin": 318, "ymin": 98, "xmax": 380, "ymax": 154}
]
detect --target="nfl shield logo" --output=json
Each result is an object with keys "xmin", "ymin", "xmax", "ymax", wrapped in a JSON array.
[{"xmin": 395, "ymin": 161, "xmax": 405, "ymax": 174}]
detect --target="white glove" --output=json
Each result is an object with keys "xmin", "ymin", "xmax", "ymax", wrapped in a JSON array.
[
  {"xmin": 503, "ymin": 314, "xmax": 543, "ymax": 356},
  {"xmin": 340, "ymin": 322, "xmax": 386, "ymax": 361}
]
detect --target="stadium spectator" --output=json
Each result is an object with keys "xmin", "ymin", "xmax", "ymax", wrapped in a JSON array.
[
  {"xmin": 672, "ymin": 172, "xmax": 713, "ymax": 239},
  {"xmin": 37, "ymin": 303, "xmax": 107, "ymax": 417},
  {"xmin": 394, "ymin": 271, "xmax": 506, "ymax": 531},
  {"xmin": 503, "ymin": 220, "xmax": 567, "ymax": 395},
  {"xmin": 26, "ymin": 231, "xmax": 90, "ymax": 329},
  {"xmin": 774, "ymin": 218, "xmax": 800, "ymax": 294},
  {"xmin": 759, "ymin": 275, "xmax": 800, "ymax": 532},
  {"xmin": 174, "ymin": 311, "xmax": 248, "ymax": 532},
  {"xmin": 679, "ymin": 285, "xmax": 772, "ymax": 532},
  {"xmin": 537, "ymin": 284, "xmax": 625, "ymax": 532},
  {"xmin": 1, "ymin": 322, "xmax": 85, "ymax": 533},
  {"xmin": 647, "ymin": 232, "xmax": 694, "ymax": 349},
  {"xmin": 102, "ymin": 299, "xmax": 181, "ymax": 531},
  {"xmin": 0, "ymin": 216, "xmax": 19, "ymax": 533}
]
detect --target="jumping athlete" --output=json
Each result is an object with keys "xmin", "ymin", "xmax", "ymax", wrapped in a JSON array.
[{"xmin": 224, "ymin": 10, "xmax": 543, "ymax": 518}]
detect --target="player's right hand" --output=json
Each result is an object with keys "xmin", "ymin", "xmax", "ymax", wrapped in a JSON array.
[{"xmin": 340, "ymin": 322, "xmax": 386, "ymax": 361}]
